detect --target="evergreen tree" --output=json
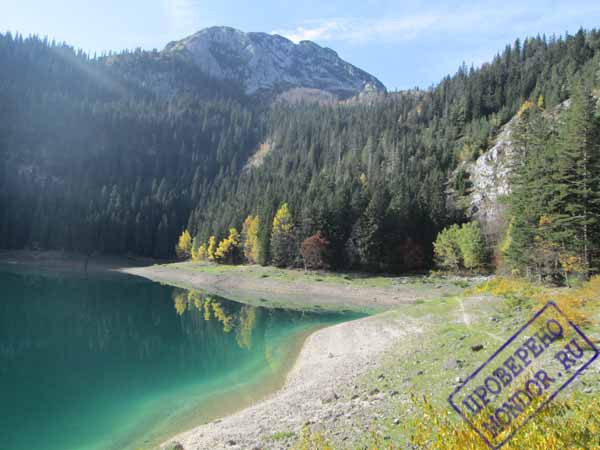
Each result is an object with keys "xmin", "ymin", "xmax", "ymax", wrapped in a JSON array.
[
  {"xmin": 503, "ymin": 102, "xmax": 557, "ymax": 277},
  {"xmin": 2, "ymin": 29, "xmax": 600, "ymax": 272},
  {"xmin": 549, "ymin": 84, "xmax": 600, "ymax": 274},
  {"xmin": 351, "ymin": 185, "xmax": 389, "ymax": 270},
  {"xmin": 503, "ymin": 85, "xmax": 600, "ymax": 281}
]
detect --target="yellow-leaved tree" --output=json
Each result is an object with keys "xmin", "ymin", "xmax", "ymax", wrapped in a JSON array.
[
  {"xmin": 191, "ymin": 239, "xmax": 207, "ymax": 262},
  {"xmin": 175, "ymin": 230, "xmax": 193, "ymax": 259},
  {"xmin": 215, "ymin": 228, "xmax": 241, "ymax": 264},
  {"xmin": 242, "ymin": 215, "xmax": 260, "ymax": 263},
  {"xmin": 270, "ymin": 203, "xmax": 296, "ymax": 267},
  {"xmin": 207, "ymin": 236, "xmax": 217, "ymax": 261}
]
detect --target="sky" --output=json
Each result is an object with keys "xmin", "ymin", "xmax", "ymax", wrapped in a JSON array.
[{"xmin": 3, "ymin": 0, "xmax": 600, "ymax": 90}]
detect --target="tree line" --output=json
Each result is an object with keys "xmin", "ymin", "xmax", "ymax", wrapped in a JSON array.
[
  {"xmin": 2, "ymin": 29, "xmax": 600, "ymax": 276},
  {"xmin": 501, "ymin": 80, "xmax": 600, "ymax": 283},
  {"xmin": 186, "ymin": 30, "xmax": 600, "ymax": 273}
]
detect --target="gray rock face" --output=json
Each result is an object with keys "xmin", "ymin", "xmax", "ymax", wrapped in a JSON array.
[
  {"xmin": 465, "ymin": 117, "xmax": 516, "ymax": 240},
  {"xmin": 164, "ymin": 26, "xmax": 386, "ymax": 98},
  {"xmin": 463, "ymin": 100, "xmax": 571, "ymax": 243}
]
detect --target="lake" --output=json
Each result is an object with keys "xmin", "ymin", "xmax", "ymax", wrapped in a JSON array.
[{"xmin": 0, "ymin": 268, "xmax": 361, "ymax": 450}]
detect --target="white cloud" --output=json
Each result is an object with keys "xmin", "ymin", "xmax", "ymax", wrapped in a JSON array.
[
  {"xmin": 272, "ymin": 4, "xmax": 600, "ymax": 45},
  {"xmin": 275, "ymin": 15, "xmax": 443, "ymax": 43}
]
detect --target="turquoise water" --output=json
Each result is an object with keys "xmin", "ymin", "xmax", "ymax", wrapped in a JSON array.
[{"xmin": 0, "ymin": 269, "xmax": 360, "ymax": 450}]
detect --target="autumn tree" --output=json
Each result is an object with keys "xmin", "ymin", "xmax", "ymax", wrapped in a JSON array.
[
  {"xmin": 242, "ymin": 215, "xmax": 260, "ymax": 263},
  {"xmin": 175, "ymin": 230, "xmax": 193, "ymax": 259},
  {"xmin": 191, "ymin": 238, "xmax": 207, "ymax": 262},
  {"xmin": 270, "ymin": 203, "xmax": 296, "ymax": 267},
  {"xmin": 300, "ymin": 232, "xmax": 330, "ymax": 270},
  {"xmin": 207, "ymin": 235, "xmax": 217, "ymax": 261},
  {"xmin": 215, "ymin": 227, "xmax": 241, "ymax": 264}
]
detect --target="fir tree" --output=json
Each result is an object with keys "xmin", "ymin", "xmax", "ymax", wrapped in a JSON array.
[{"xmin": 550, "ymin": 83, "xmax": 600, "ymax": 274}]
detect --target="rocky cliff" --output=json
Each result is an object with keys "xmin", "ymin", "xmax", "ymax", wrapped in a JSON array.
[
  {"xmin": 465, "ymin": 117, "xmax": 516, "ymax": 241},
  {"xmin": 163, "ymin": 26, "xmax": 386, "ymax": 99}
]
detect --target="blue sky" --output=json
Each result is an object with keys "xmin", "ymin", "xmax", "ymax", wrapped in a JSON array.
[{"xmin": 3, "ymin": 0, "xmax": 600, "ymax": 89}]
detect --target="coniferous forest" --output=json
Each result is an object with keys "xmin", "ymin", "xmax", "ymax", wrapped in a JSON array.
[{"xmin": 2, "ymin": 29, "xmax": 600, "ymax": 280}]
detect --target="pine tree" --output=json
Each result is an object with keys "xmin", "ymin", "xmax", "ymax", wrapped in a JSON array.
[
  {"xmin": 353, "ymin": 185, "xmax": 389, "ymax": 270},
  {"xmin": 503, "ymin": 103, "xmax": 557, "ymax": 277},
  {"xmin": 550, "ymin": 83, "xmax": 600, "ymax": 275}
]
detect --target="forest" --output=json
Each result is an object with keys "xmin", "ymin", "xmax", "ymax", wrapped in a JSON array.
[{"xmin": 2, "ymin": 29, "xmax": 600, "ymax": 280}]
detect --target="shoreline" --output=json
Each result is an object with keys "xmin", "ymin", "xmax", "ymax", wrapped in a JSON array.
[
  {"xmin": 124, "ymin": 263, "xmax": 455, "ymax": 449},
  {"xmin": 162, "ymin": 310, "xmax": 422, "ymax": 450},
  {"xmin": 126, "ymin": 325, "xmax": 322, "ymax": 450},
  {"xmin": 0, "ymin": 250, "xmax": 155, "ymax": 277},
  {"xmin": 122, "ymin": 261, "xmax": 468, "ymax": 313},
  {"xmin": 0, "ymin": 252, "xmax": 465, "ymax": 450}
]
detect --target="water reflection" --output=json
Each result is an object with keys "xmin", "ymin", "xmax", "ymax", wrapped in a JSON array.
[
  {"xmin": 0, "ymin": 270, "xmax": 361, "ymax": 450},
  {"xmin": 172, "ymin": 290, "xmax": 259, "ymax": 349}
]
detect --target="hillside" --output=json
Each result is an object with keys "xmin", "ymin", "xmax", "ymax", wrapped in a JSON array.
[
  {"xmin": 187, "ymin": 30, "xmax": 600, "ymax": 273},
  {"xmin": 1, "ymin": 28, "xmax": 600, "ymax": 271}
]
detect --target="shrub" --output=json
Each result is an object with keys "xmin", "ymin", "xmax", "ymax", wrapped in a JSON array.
[
  {"xmin": 469, "ymin": 277, "xmax": 541, "ymax": 300},
  {"xmin": 536, "ymin": 275, "xmax": 600, "ymax": 326},
  {"xmin": 471, "ymin": 276, "xmax": 598, "ymax": 326},
  {"xmin": 456, "ymin": 222, "xmax": 485, "ymax": 270},
  {"xmin": 434, "ymin": 224, "xmax": 462, "ymax": 270},
  {"xmin": 434, "ymin": 222, "xmax": 486, "ymax": 272},
  {"xmin": 407, "ymin": 393, "xmax": 600, "ymax": 450}
]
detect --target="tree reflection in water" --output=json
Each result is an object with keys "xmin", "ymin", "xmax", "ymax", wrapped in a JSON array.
[{"xmin": 172, "ymin": 289, "xmax": 257, "ymax": 349}]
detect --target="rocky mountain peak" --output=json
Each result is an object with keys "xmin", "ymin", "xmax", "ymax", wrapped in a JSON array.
[{"xmin": 163, "ymin": 26, "xmax": 386, "ymax": 99}]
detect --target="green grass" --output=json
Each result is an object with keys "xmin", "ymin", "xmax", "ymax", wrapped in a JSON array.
[
  {"xmin": 338, "ymin": 283, "xmax": 600, "ymax": 448},
  {"xmin": 268, "ymin": 431, "xmax": 296, "ymax": 441},
  {"xmin": 161, "ymin": 261, "xmax": 469, "ymax": 292}
]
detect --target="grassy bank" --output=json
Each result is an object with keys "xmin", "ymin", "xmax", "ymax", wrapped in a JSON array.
[
  {"xmin": 131, "ymin": 261, "xmax": 477, "ymax": 314},
  {"xmin": 293, "ymin": 277, "xmax": 600, "ymax": 449},
  {"xmin": 163, "ymin": 261, "xmax": 411, "ymax": 289}
]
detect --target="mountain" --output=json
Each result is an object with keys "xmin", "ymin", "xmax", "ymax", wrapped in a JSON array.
[
  {"xmin": 161, "ymin": 26, "xmax": 386, "ymax": 99},
  {"xmin": 1, "ymin": 28, "xmax": 599, "ymax": 269}
]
